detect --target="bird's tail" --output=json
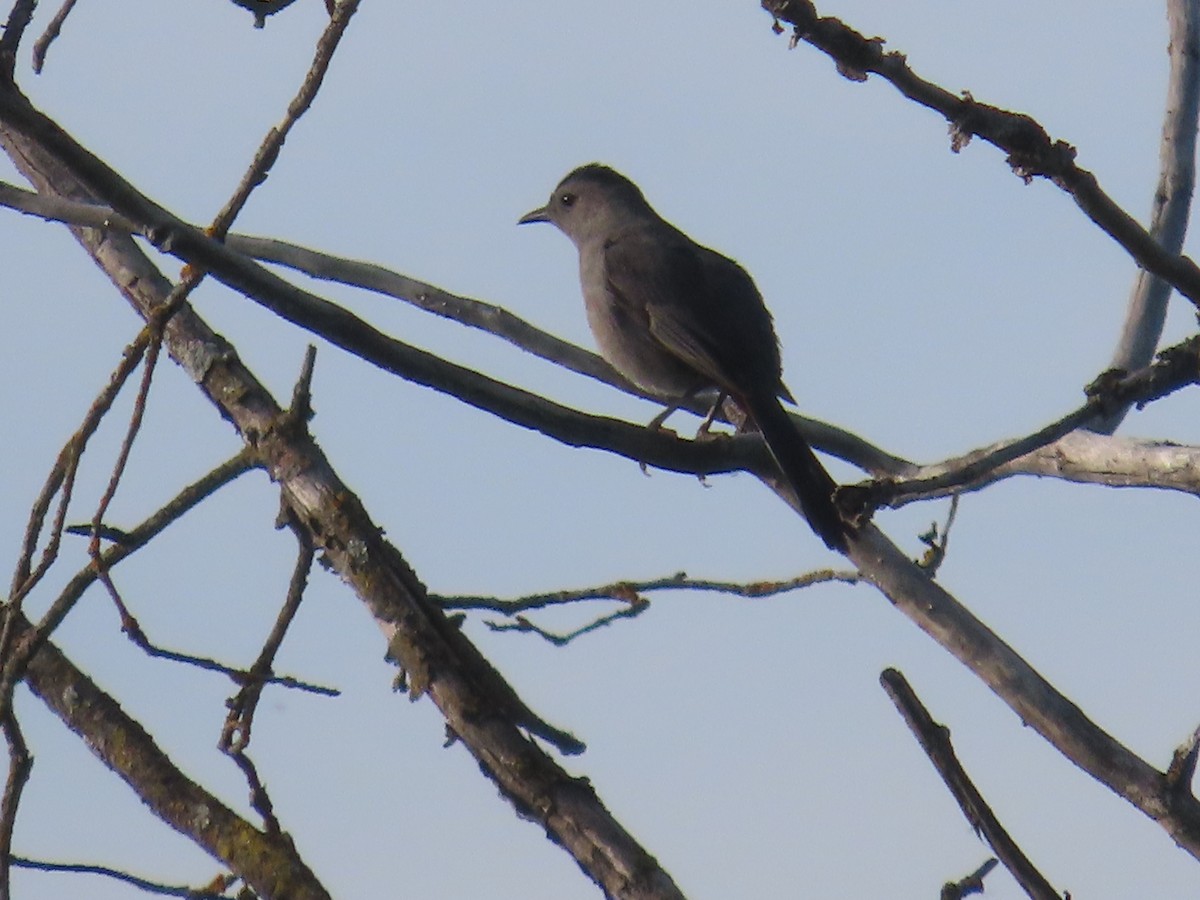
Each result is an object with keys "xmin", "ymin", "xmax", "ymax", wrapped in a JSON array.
[{"xmin": 743, "ymin": 393, "xmax": 849, "ymax": 551}]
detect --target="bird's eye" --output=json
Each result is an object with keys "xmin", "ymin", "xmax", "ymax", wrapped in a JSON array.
[{"xmin": 559, "ymin": 192, "xmax": 576, "ymax": 208}]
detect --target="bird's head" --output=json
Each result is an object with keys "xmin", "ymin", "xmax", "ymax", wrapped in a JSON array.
[{"xmin": 518, "ymin": 163, "xmax": 653, "ymax": 246}]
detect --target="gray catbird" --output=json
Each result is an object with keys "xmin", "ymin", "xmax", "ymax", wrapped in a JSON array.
[{"xmin": 519, "ymin": 163, "xmax": 849, "ymax": 551}]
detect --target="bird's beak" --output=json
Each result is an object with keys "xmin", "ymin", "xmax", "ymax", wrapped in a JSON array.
[{"xmin": 517, "ymin": 206, "xmax": 549, "ymax": 225}]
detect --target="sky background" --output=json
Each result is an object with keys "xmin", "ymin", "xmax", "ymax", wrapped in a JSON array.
[{"xmin": 4, "ymin": 1, "xmax": 1200, "ymax": 898}]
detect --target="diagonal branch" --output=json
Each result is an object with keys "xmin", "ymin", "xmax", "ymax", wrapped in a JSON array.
[
  {"xmin": 762, "ymin": 0, "xmax": 1200, "ymax": 310},
  {"xmin": 2, "ymin": 451, "xmax": 257, "ymax": 710},
  {"xmin": 853, "ymin": 525, "xmax": 1200, "ymax": 860},
  {"xmin": 13, "ymin": 610, "xmax": 331, "ymax": 899},
  {"xmin": 882, "ymin": 669, "xmax": 1064, "ymax": 900},
  {"xmin": 0, "ymin": 78, "xmax": 687, "ymax": 900}
]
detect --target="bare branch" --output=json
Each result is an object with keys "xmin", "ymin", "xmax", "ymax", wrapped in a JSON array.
[
  {"xmin": 915, "ymin": 494, "xmax": 959, "ymax": 575},
  {"xmin": 208, "ymin": 0, "xmax": 359, "ymax": 239},
  {"xmin": 0, "ymin": 181, "xmax": 912, "ymax": 484},
  {"xmin": 220, "ymin": 522, "xmax": 314, "ymax": 838},
  {"xmin": 11, "ymin": 856, "xmax": 230, "ymax": 899},
  {"xmin": 486, "ymin": 603, "xmax": 651, "ymax": 646},
  {"xmin": 222, "ymin": 521, "xmax": 315, "ymax": 754},
  {"xmin": 0, "ymin": 710, "xmax": 32, "ymax": 900},
  {"xmin": 940, "ymin": 859, "xmax": 998, "ymax": 900},
  {"xmin": 437, "ymin": 568, "xmax": 861, "ymax": 614},
  {"xmin": 452, "ymin": 568, "xmax": 861, "ymax": 644},
  {"xmin": 230, "ymin": 231, "xmax": 630, "ymax": 387},
  {"xmin": 35, "ymin": 451, "xmax": 255, "ymax": 641},
  {"xmin": 1167, "ymin": 724, "xmax": 1200, "ymax": 797},
  {"xmin": 31, "ymin": 0, "xmax": 80, "ymax": 73},
  {"xmin": 0, "ymin": 178, "xmax": 139, "ymax": 229},
  {"xmin": 110, "ymin": 601, "xmax": 336, "ymax": 698},
  {"xmin": 0, "ymin": 0, "xmax": 37, "ymax": 78},
  {"xmin": 0, "ymin": 83, "xmax": 694, "ymax": 900},
  {"xmin": 87, "ymin": 325, "xmax": 164, "ymax": 620},
  {"xmin": 227, "ymin": 749, "xmax": 281, "ymax": 836},
  {"xmin": 853, "ymin": 338, "xmax": 1200, "ymax": 512},
  {"xmin": 0, "ymin": 451, "xmax": 314, "ymax": 731},
  {"xmin": 882, "ymin": 669, "xmax": 1064, "ymax": 900},
  {"xmin": 7, "ymin": 10, "xmax": 1200, "ymax": 886},
  {"xmin": 14, "ymin": 611, "xmax": 331, "ymax": 899},
  {"xmin": 851, "ymin": 527, "xmax": 1200, "ymax": 861},
  {"xmin": 9, "ymin": 127, "xmax": 1200, "ymax": 873},
  {"xmin": 762, "ymin": 0, "xmax": 1200, "ymax": 310},
  {"xmin": 4, "ymin": 325, "xmax": 150, "ymax": 607},
  {"xmin": 1092, "ymin": 0, "xmax": 1200, "ymax": 433}
]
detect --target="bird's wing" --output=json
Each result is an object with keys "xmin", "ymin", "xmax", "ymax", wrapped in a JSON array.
[{"xmin": 603, "ymin": 228, "xmax": 785, "ymax": 398}]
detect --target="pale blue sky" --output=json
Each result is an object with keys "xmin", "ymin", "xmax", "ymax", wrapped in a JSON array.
[{"xmin": 4, "ymin": 2, "xmax": 1199, "ymax": 898}]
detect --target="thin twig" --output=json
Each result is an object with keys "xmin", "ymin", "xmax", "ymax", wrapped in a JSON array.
[
  {"xmin": 0, "ymin": 711, "xmax": 32, "ymax": 900},
  {"xmin": 463, "ymin": 567, "xmax": 861, "ymax": 643},
  {"xmin": 9, "ymin": 604, "xmax": 332, "ymax": 897},
  {"xmin": 5, "ymin": 326, "xmax": 150, "ymax": 606},
  {"xmin": 31, "ymin": 0, "xmax": 80, "ymax": 73},
  {"xmin": 88, "ymin": 322, "xmax": 164, "ymax": 617},
  {"xmin": 228, "ymin": 750, "xmax": 281, "ymax": 835},
  {"xmin": 208, "ymin": 0, "xmax": 360, "ymax": 238},
  {"xmin": 1167, "ymin": 723, "xmax": 1200, "ymax": 798},
  {"xmin": 916, "ymin": 493, "xmax": 959, "ymax": 575},
  {"xmin": 486, "ymin": 602, "xmax": 651, "ymax": 645},
  {"xmin": 0, "ymin": 326, "xmax": 157, "ymax": 732},
  {"xmin": 222, "ymin": 523, "xmax": 316, "ymax": 754},
  {"xmin": 1, "ymin": 452, "xmax": 336, "ymax": 728},
  {"xmin": 93, "ymin": 561, "xmax": 334, "ymax": 696},
  {"xmin": 940, "ymin": 858, "xmax": 998, "ymax": 900},
  {"xmin": 285, "ymin": 344, "xmax": 318, "ymax": 426},
  {"xmin": 10, "ymin": 856, "xmax": 230, "ymax": 898},
  {"xmin": 881, "ymin": 668, "xmax": 1064, "ymax": 900},
  {"xmin": 437, "ymin": 568, "xmax": 861, "ymax": 614},
  {"xmin": 32, "ymin": 450, "xmax": 256, "ymax": 642}
]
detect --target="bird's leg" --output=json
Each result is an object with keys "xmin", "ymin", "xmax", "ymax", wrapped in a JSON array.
[
  {"xmin": 645, "ymin": 385, "xmax": 709, "ymax": 432},
  {"xmin": 646, "ymin": 400, "xmax": 684, "ymax": 433},
  {"xmin": 694, "ymin": 392, "xmax": 728, "ymax": 437},
  {"xmin": 640, "ymin": 388, "xmax": 710, "ymax": 476}
]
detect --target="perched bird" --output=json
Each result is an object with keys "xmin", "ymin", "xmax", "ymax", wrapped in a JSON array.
[{"xmin": 519, "ymin": 164, "xmax": 849, "ymax": 550}]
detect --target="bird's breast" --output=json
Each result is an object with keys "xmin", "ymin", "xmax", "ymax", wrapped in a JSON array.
[{"xmin": 578, "ymin": 253, "xmax": 708, "ymax": 399}]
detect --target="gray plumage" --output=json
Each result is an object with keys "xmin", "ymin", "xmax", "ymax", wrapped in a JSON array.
[{"xmin": 519, "ymin": 163, "xmax": 848, "ymax": 550}]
